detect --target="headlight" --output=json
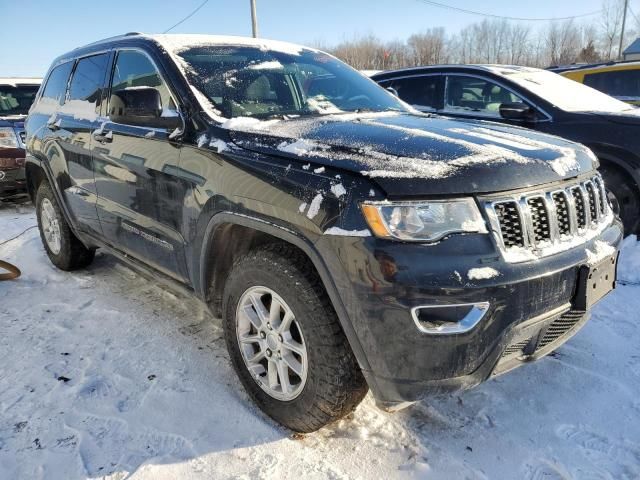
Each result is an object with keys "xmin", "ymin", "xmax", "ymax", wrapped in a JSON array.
[
  {"xmin": 0, "ymin": 127, "xmax": 19, "ymax": 148},
  {"xmin": 361, "ymin": 198, "xmax": 487, "ymax": 242}
]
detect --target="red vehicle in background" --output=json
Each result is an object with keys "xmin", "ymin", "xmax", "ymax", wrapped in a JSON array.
[{"xmin": 0, "ymin": 78, "xmax": 41, "ymax": 201}]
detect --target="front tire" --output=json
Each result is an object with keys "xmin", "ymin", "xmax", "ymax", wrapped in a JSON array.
[
  {"xmin": 222, "ymin": 243, "xmax": 368, "ymax": 432},
  {"xmin": 601, "ymin": 166, "xmax": 640, "ymax": 235},
  {"xmin": 36, "ymin": 181, "xmax": 95, "ymax": 271}
]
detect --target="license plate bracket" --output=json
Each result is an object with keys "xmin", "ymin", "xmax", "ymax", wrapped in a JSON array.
[{"xmin": 574, "ymin": 254, "xmax": 618, "ymax": 311}]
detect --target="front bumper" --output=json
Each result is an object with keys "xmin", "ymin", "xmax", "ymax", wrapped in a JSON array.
[
  {"xmin": 316, "ymin": 218, "xmax": 623, "ymax": 407},
  {"xmin": 0, "ymin": 148, "xmax": 27, "ymax": 200}
]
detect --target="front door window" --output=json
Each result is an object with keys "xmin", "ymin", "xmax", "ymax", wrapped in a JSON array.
[{"xmin": 443, "ymin": 75, "xmax": 524, "ymax": 117}]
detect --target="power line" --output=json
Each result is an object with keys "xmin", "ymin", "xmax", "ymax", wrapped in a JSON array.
[
  {"xmin": 163, "ymin": 0, "xmax": 210, "ymax": 33},
  {"xmin": 412, "ymin": 0, "xmax": 601, "ymax": 22}
]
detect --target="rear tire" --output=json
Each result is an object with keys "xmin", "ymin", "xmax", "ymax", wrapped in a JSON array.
[
  {"xmin": 600, "ymin": 166, "xmax": 640, "ymax": 235},
  {"xmin": 35, "ymin": 181, "xmax": 95, "ymax": 271},
  {"xmin": 222, "ymin": 243, "xmax": 368, "ymax": 432}
]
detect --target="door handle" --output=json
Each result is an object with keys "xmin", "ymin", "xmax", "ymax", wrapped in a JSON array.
[{"xmin": 93, "ymin": 131, "xmax": 113, "ymax": 143}]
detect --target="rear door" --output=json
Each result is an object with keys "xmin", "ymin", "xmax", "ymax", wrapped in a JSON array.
[
  {"xmin": 92, "ymin": 48, "xmax": 189, "ymax": 281},
  {"xmin": 31, "ymin": 55, "xmax": 110, "ymax": 235}
]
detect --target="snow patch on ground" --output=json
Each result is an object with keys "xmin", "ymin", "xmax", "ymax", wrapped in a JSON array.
[
  {"xmin": 1, "ymin": 206, "xmax": 640, "ymax": 479},
  {"xmin": 618, "ymin": 235, "xmax": 640, "ymax": 283},
  {"xmin": 467, "ymin": 267, "xmax": 500, "ymax": 280}
]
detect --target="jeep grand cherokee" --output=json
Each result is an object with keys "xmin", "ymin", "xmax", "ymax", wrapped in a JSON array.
[{"xmin": 24, "ymin": 34, "xmax": 622, "ymax": 432}]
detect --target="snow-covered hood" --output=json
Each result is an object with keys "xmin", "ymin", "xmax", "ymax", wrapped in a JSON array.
[{"xmin": 224, "ymin": 112, "xmax": 597, "ymax": 196}]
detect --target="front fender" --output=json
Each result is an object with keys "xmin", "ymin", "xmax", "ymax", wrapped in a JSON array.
[{"xmin": 194, "ymin": 210, "xmax": 376, "ymax": 388}]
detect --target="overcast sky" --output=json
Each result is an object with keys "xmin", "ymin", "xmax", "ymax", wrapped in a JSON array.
[{"xmin": 0, "ymin": 0, "xmax": 620, "ymax": 76}]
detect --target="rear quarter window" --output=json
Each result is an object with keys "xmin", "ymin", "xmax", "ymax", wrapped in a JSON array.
[{"xmin": 41, "ymin": 62, "xmax": 74, "ymax": 105}]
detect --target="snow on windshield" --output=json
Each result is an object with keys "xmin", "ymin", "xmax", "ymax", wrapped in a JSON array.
[
  {"xmin": 149, "ymin": 34, "xmax": 406, "ymax": 124},
  {"xmin": 505, "ymin": 69, "xmax": 636, "ymax": 113}
]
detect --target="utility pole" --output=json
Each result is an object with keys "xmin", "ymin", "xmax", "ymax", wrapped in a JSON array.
[
  {"xmin": 250, "ymin": 0, "xmax": 259, "ymax": 38},
  {"xmin": 619, "ymin": 0, "xmax": 629, "ymax": 59}
]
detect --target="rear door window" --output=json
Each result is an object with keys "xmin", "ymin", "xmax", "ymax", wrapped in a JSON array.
[
  {"xmin": 110, "ymin": 50, "xmax": 178, "ymax": 117},
  {"xmin": 67, "ymin": 53, "xmax": 110, "ymax": 116},
  {"xmin": 379, "ymin": 76, "xmax": 441, "ymax": 111},
  {"xmin": 443, "ymin": 75, "xmax": 524, "ymax": 117},
  {"xmin": 41, "ymin": 62, "xmax": 74, "ymax": 105}
]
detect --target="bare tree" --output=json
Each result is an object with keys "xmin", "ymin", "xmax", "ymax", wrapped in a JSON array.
[
  {"xmin": 407, "ymin": 28, "xmax": 447, "ymax": 66},
  {"xmin": 325, "ymin": 4, "xmax": 632, "ymax": 71},
  {"xmin": 601, "ymin": 0, "xmax": 625, "ymax": 60},
  {"xmin": 546, "ymin": 20, "xmax": 582, "ymax": 66}
]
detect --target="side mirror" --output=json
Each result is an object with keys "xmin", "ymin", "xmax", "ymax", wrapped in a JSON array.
[
  {"xmin": 109, "ymin": 87, "xmax": 181, "ymax": 129},
  {"xmin": 386, "ymin": 86, "xmax": 399, "ymax": 97},
  {"xmin": 499, "ymin": 102, "xmax": 536, "ymax": 122}
]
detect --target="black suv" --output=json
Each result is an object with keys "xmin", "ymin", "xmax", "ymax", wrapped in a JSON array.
[
  {"xmin": 0, "ymin": 78, "xmax": 41, "ymax": 200},
  {"xmin": 372, "ymin": 65, "xmax": 640, "ymax": 234},
  {"xmin": 25, "ymin": 34, "xmax": 622, "ymax": 432}
]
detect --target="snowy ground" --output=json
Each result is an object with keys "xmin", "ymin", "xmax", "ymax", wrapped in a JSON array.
[{"xmin": 1, "ymin": 203, "xmax": 639, "ymax": 480}]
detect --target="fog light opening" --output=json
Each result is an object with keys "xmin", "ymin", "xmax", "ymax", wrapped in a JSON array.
[{"xmin": 411, "ymin": 302, "xmax": 490, "ymax": 335}]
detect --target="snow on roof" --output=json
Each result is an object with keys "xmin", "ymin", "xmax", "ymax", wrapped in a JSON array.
[
  {"xmin": 623, "ymin": 37, "xmax": 640, "ymax": 55},
  {"xmin": 0, "ymin": 78, "xmax": 42, "ymax": 86},
  {"xmin": 147, "ymin": 34, "xmax": 318, "ymax": 57}
]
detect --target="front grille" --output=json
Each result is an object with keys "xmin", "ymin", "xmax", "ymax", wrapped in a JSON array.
[
  {"xmin": 486, "ymin": 174, "xmax": 611, "ymax": 262},
  {"xmin": 585, "ymin": 182, "xmax": 598, "ymax": 225},
  {"xmin": 553, "ymin": 191, "xmax": 571, "ymax": 235},
  {"xmin": 499, "ymin": 310, "xmax": 586, "ymax": 361},
  {"xmin": 501, "ymin": 339, "xmax": 530, "ymax": 358},
  {"xmin": 494, "ymin": 201, "xmax": 525, "ymax": 248},
  {"xmin": 593, "ymin": 177, "xmax": 606, "ymax": 214},
  {"xmin": 527, "ymin": 197, "xmax": 551, "ymax": 243},
  {"xmin": 572, "ymin": 187, "xmax": 587, "ymax": 228},
  {"xmin": 537, "ymin": 310, "xmax": 585, "ymax": 349}
]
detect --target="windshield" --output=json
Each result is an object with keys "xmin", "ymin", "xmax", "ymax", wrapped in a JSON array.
[
  {"xmin": 0, "ymin": 84, "xmax": 40, "ymax": 116},
  {"xmin": 175, "ymin": 46, "xmax": 409, "ymax": 119},
  {"xmin": 504, "ymin": 69, "xmax": 636, "ymax": 113}
]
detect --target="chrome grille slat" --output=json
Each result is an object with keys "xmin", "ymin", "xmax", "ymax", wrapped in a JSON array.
[
  {"xmin": 486, "ymin": 174, "xmax": 612, "ymax": 263},
  {"xmin": 526, "ymin": 196, "xmax": 552, "ymax": 244},
  {"xmin": 585, "ymin": 181, "xmax": 598, "ymax": 225},
  {"xmin": 571, "ymin": 186, "xmax": 588, "ymax": 229},
  {"xmin": 552, "ymin": 190, "xmax": 571, "ymax": 236}
]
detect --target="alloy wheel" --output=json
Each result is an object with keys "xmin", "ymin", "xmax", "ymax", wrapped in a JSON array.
[
  {"xmin": 40, "ymin": 198, "xmax": 62, "ymax": 255},
  {"xmin": 235, "ymin": 286, "xmax": 308, "ymax": 401}
]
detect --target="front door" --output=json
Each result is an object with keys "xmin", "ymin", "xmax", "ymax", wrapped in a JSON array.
[
  {"xmin": 92, "ymin": 49, "xmax": 189, "ymax": 281},
  {"xmin": 440, "ymin": 74, "xmax": 529, "ymax": 122}
]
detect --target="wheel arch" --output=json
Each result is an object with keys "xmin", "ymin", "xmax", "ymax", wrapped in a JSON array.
[
  {"xmin": 586, "ymin": 143, "xmax": 640, "ymax": 192},
  {"xmin": 197, "ymin": 211, "xmax": 374, "ymax": 376}
]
